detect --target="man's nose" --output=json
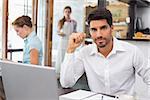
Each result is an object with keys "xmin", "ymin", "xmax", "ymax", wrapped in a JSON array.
[{"xmin": 96, "ymin": 29, "xmax": 103, "ymax": 37}]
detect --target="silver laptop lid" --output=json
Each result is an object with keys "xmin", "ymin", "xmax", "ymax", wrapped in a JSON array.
[{"xmin": 0, "ymin": 61, "xmax": 58, "ymax": 100}]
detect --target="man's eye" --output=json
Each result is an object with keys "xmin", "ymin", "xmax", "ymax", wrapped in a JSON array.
[
  {"xmin": 90, "ymin": 28, "xmax": 97, "ymax": 33},
  {"xmin": 101, "ymin": 26, "xmax": 108, "ymax": 30}
]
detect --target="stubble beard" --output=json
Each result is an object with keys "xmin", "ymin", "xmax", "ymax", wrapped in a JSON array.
[{"xmin": 95, "ymin": 37, "xmax": 107, "ymax": 48}]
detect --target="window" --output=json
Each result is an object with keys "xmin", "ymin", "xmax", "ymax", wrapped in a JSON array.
[{"xmin": 37, "ymin": 0, "xmax": 47, "ymax": 64}]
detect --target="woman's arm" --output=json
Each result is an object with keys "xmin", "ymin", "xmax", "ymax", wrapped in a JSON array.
[{"xmin": 30, "ymin": 48, "xmax": 39, "ymax": 65}]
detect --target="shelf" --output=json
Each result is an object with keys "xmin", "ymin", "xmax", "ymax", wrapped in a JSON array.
[
  {"xmin": 133, "ymin": 37, "xmax": 150, "ymax": 40},
  {"xmin": 117, "ymin": 37, "xmax": 150, "ymax": 41},
  {"xmin": 119, "ymin": 0, "xmax": 150, "ymax": 7}
]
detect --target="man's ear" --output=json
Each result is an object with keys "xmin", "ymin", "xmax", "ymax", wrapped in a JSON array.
[
  {"xmin": 110, "ymin": 25, "xmax": 114, "ymax": 35},
  {"xmin": 111, "ymin": 25, "xmax": 114, "ymax": 30}
]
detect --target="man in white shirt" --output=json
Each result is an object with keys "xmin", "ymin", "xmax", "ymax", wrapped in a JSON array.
[{"xmin": 60, "ymin": 8, "xmax": 150, "ymax": 96}]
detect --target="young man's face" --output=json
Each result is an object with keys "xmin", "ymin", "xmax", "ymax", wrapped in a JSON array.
[{"xmin": 89, "ymin": 19, "xmax": 113, "ymax": 48}]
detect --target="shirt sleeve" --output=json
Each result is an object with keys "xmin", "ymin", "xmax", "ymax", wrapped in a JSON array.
[
  {"xmin": 29, "ymin": 38, "xmax": 42, "ymax": 52},
  {"xmin": 133, "ymin": 47, "xmax": 150, "ymax": 96},
  {"xmin": 60, "ymin": 51, "xmax": 84, "ymax": 88}
]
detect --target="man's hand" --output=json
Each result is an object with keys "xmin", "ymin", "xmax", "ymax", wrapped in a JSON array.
[{"xmin": 67, "ymin": 33, "xmax": 86, "ymax": 53}]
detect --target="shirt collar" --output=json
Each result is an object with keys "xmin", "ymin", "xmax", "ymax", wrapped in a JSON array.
[
  {"xmin": 90, "ymin": 37, "xmax": 127, "ymax": 56},
  {"xmin": 90, "ymin": 43, "xmax": 98, "ymax": 55},
  {"xmin": 24, "ymin": 31, "xmax": 36, "ymax": 42}
]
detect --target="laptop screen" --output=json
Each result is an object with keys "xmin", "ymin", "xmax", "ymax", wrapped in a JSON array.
[{"xmin": 0, "ymin": 61, "xmax": 59, "ymax": 100}]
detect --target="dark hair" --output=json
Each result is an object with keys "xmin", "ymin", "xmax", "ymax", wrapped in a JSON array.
[
  {"xmin": 58, "ymin": 6, "xmax": 72, "ymax": 29},
  {"xmin": 12, "ymin": 15, "xmax": 32, "ymax": 28},
  {"xmin": 87, "ymin": 8, "xmax": 113, "ymax": 27}
]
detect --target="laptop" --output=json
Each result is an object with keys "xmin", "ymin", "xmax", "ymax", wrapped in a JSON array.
[{"xmin": 0, "ymin": 60, "xmax": 59, "ymax": 100}]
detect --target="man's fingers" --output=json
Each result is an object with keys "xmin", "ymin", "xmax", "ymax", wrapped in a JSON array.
[{"xmin": 71, "ymin": 33, "xmax": 86, "ymax": 43}]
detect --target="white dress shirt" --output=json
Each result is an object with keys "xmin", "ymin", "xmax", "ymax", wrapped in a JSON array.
[{"xmin": 60, "ymin": 37, "xmax": 150, "ymax": 96}]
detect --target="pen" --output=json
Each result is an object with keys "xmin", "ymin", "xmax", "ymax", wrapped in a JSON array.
[
  {"xmin": 100, "ymin": 93, "xmax": 119, "ymax": 99},
  {"xmin": 101, "ymin": 95, "xmax": 103, "ymax": 100}
]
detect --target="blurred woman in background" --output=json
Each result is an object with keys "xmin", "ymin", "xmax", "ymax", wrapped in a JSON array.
[{"xmin": 56, "ymin": 6, "xmax": 77, "ymax": 74}]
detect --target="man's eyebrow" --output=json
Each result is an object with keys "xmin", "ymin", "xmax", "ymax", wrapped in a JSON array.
[
  {"xmin": 100, "ymin": 25, "xmax": 108, "ymax": 29},
  {"xmin": 90, "ymin": 25, "xmax": 108, "ymax": 30},
  {"xmin": 90, "ymin": 27, "xmax": 97, "ymax": 30}
]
